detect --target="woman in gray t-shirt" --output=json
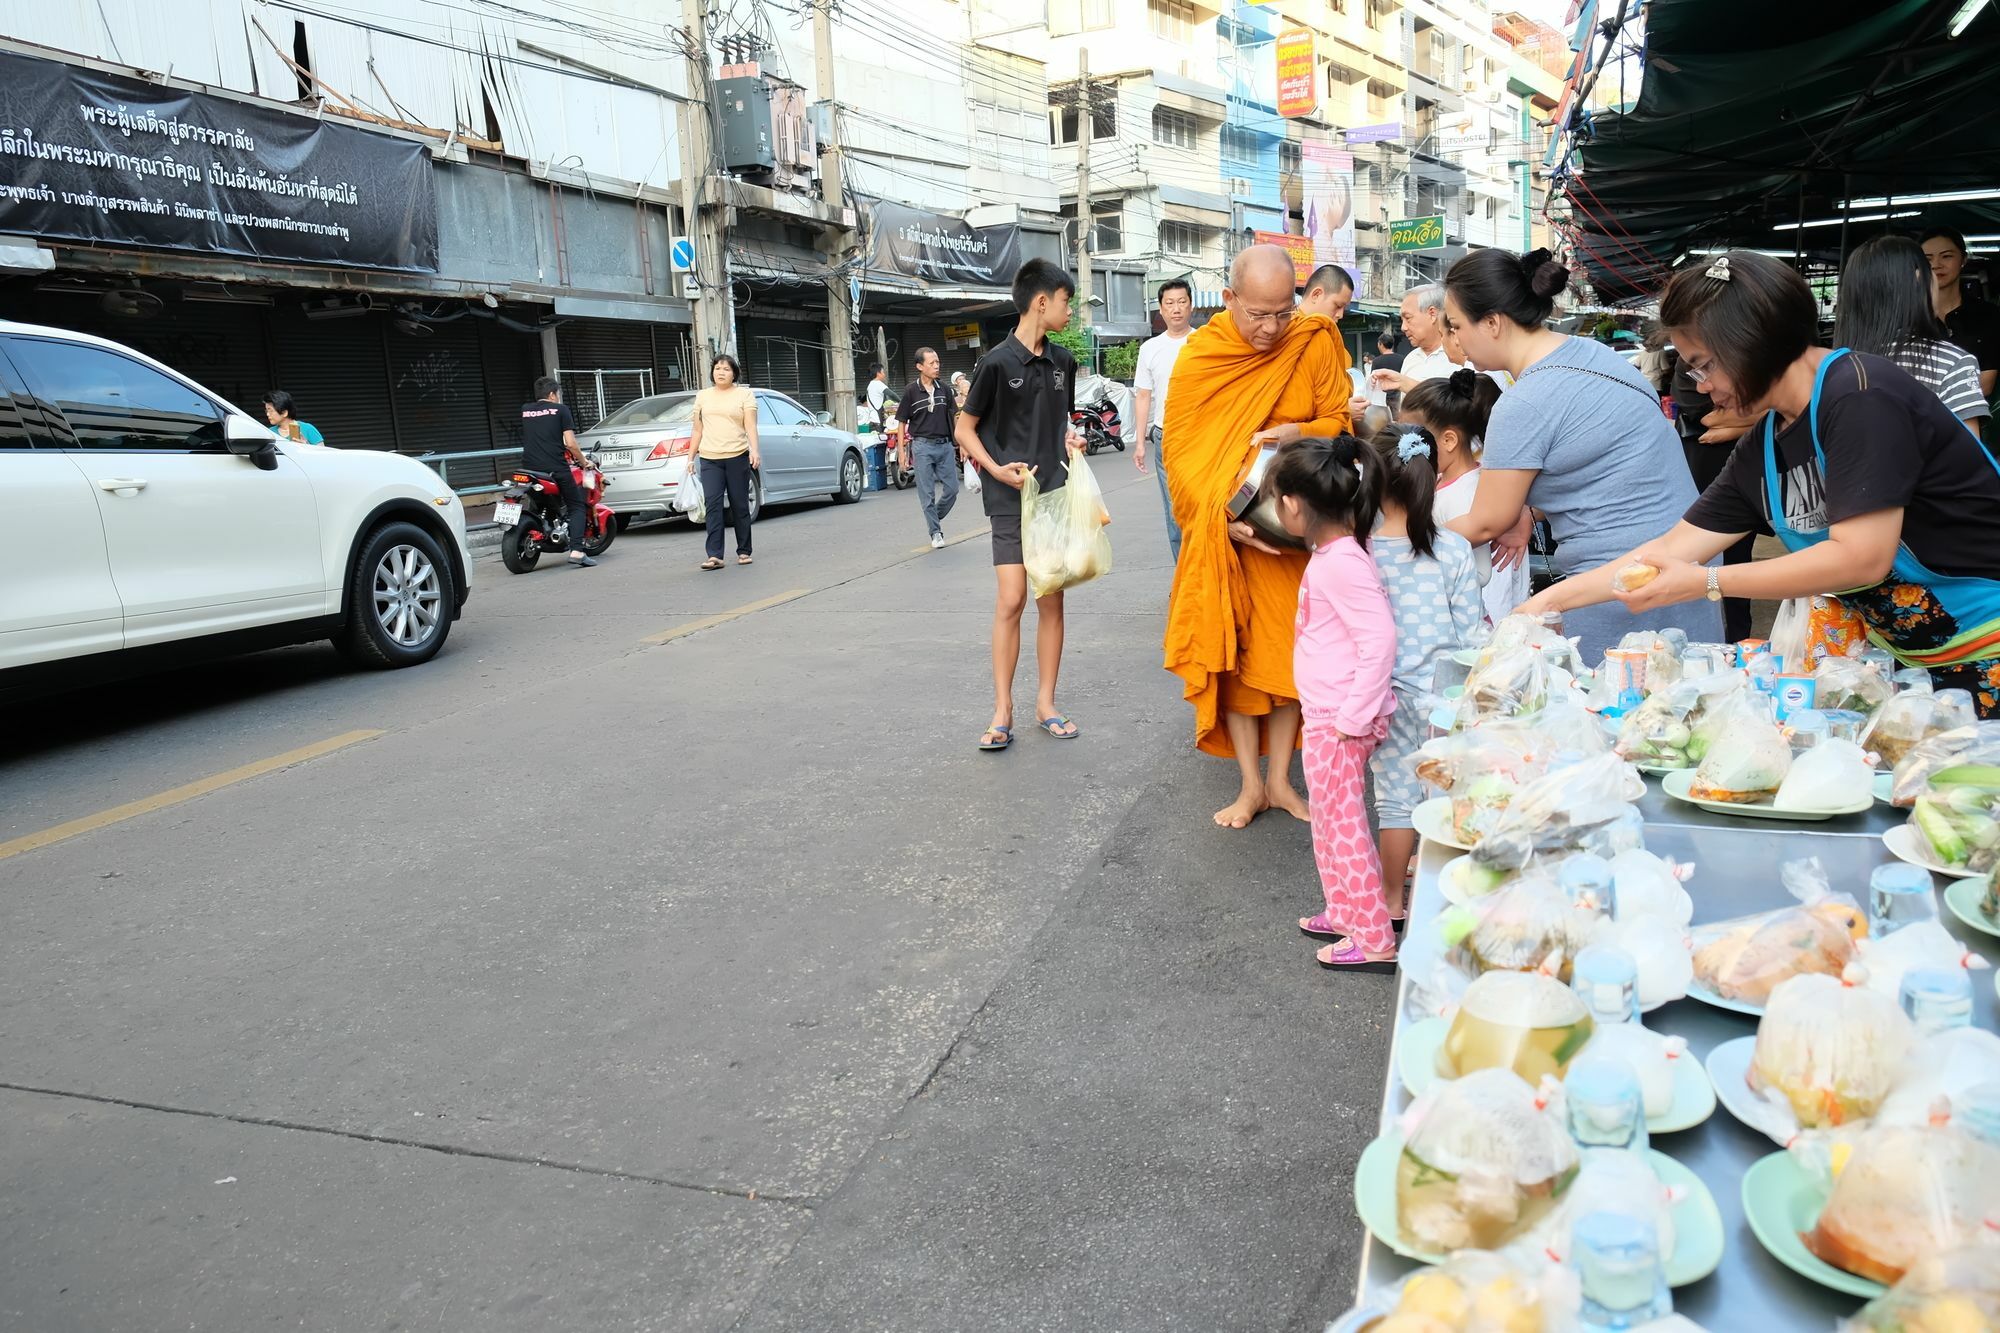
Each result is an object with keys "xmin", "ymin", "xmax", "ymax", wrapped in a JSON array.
[{"xmin": 1439, "ymin": 248, "xmax": 1721, "ymax": 658}]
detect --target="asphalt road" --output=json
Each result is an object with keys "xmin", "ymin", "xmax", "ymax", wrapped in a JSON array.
[{"xmin": 0, "ymin": 454, "xmax": 1392, "ymax": 1333}]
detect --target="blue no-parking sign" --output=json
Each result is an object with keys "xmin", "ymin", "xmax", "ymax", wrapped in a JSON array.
[{"xmin": 670, "ymin": 236, "xmax": 695, "ymax": 272}]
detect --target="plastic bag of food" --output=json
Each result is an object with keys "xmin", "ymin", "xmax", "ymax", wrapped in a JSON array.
[
  {"xmin": 1852, "ymin": 920, "xmax": 1991, "ymax": 1002},
  {"xmin": 1599, "ymin": 915, "xmax": 1695, "ymax": 1010},
  {"xmin": 1366, "ymin": 1249, "xmax": 1583, "ymax": 1333},
  {"xmin": 1690, "ymin": 857, "xmax": 1867, "ymax": 1004},
  {"xmin": 1840, "ymin": 1245, "xmax": 2000, "ymax": 1333},
  {"xmin": 1019, "ymin": 457, "xmax": 1112, "ymax": 599},
  {"xmin": 1866, "ymin": 684, "xmax": 1978, "ymax": 770},
  {"xmin": 1876, "ymin": 1027, "xmax": 2000, "ymax": 1131},
  {"xmin": 1888, "ymin": 721, "xmax": 2000, "ymax": 806},
  {"xmin": 1533, "ymin": 693, "xmax": 1612, "ymax": 762},
  {"xmin": 1688, "ymin": 687, "xmax": 1791, "ymax": 802},
  {"xmin": 1607, "ymin": 849, "xmax": 1694, "ymax": 926},
  {"xmin": 1469, "ymin": 752, "xmax": 1646, "ymax": 874},
  {"xmin": 1438, "ymin": 970, "xmax": 1596, "ymax": 1086},
  {"xmin": 1774, "ymin": 737, "xmax": 1873, "ymax": 812},
  {"xmin": 1414, "ymin": 722, "xmax": 1549, "ymax": 846},
  {"xmin": 1442, "ymin": 869, "xmax": 1609, "ymax": 981},
  {"xmin": 1613, "ymin": 670, "xmax": 1740, "ymax": 769},
  {"xmin": 1529, "ymin": 1147, "xmax": 1682, "ymax": 1270},
  {"xmin": 1816, "ymin": 654, "xmax": 1895, "ymax": 720},
  {"xmin": 1457, "ymin": 641, "xmax": 1555, "ymax": 729},
  {"xmin": 1795, "ymin": 1120, "xmax": 2000, "ymax": 1286},
  {"xmin": 1395, "ymin": 1068, "xmax": 1579, "ymax": 1253},
  {"xmin": 1486, "ymin": 612, "xmax": 1584, "ymax": 677},
  {"xmin": 1908, "ymin": 781, "xmax": 2000, "ymax": 874},
  {"xmin": 1580, "ymin": 1023, "xmax": 1688, "ymax": 1118},
  {"xmin": 1751, "ymin": 971, "xmax": 1915, "ymax": 1129}
]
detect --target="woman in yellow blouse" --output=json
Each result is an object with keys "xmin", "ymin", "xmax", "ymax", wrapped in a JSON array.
[{"xmin": 688, "ymin": 354, "xmax": 761, "ymax": 570}]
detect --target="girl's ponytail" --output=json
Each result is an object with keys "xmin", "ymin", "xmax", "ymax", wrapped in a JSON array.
[
  {"xmin": 1368, "ymin": 423, "xmax": 1441, "ymax": 558},
  {"xmin": 1402, "ymin": 369, "xmax": 1502, "ymax": 454},
  {"xmin": 1267, "ymin": 433, "xmax": 1381, "ymax": 547}
]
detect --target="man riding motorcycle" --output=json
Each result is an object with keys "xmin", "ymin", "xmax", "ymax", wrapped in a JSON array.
[{"xmin": 518, "ymin": 376, "xmax": 599, "ymax": 568}]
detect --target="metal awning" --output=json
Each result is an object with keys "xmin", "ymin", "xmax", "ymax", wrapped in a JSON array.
[
  {"xmin": 1562, "ymin": 0, "xmax": 2000, "ymax": 300},
  {"xmin": 1162, "ymin": 200, "xmax": 1231, "ymax": 228}
]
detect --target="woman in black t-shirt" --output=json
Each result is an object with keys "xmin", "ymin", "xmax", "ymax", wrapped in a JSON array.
[{"xmin": 1520, "ymin": 251, "xmax": 2000, "ymax": 715}]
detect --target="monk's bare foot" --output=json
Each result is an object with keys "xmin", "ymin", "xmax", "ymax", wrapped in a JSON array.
[
  {"xmin": 1266, "ymin": 783, "xmax": 1311, "ymax": 823},
  {"xmin": 1214, "ymin": 789, "xmax": 1268, "ymax": 830}
]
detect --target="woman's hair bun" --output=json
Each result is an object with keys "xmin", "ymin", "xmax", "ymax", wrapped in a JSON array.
[
  {"xmin": 1520, "ymin": 247, "xmax": 1571, "ymax": 301},
  {"xmin": 1447, "ymin": 366, "xmax": 1481, "ymax": 397}
]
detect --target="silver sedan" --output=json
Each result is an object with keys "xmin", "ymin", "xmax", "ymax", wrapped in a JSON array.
[{"xmin": 582, "ymin": 390, "xmax": 867, "ymax": 529}]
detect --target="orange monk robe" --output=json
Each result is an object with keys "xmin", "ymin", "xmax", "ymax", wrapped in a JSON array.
[{"xmin": 1161, "ymin": 311, "xmax": 1352, "ymax": 758}]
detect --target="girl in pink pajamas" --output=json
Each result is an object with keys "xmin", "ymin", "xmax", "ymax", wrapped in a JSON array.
[{"xmin": 1267, "ymin": 435, "xmax": 1400, "ymax": 972}]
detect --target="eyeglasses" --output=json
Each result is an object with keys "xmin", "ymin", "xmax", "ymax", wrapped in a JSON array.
[
  {"xmin": 1685, "ymin": 354, "xmax": 1718, "ymax": 385},
  {"xmin": 1238, "ymin": 306, "xmax": 1295, "ymax": 329}
]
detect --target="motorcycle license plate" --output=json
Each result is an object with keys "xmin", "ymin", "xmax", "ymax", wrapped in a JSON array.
[{"xmin": 493, "ymin": 500, "xmax": 523, "ymax": 526}]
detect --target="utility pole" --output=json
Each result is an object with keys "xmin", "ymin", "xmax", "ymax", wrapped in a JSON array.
[
  {"xmin": 813, "ymin": 0, "xmax": 858, "ymax": 433},
  {"xmin": 1073, "ymin": 48, "xmax": 1093, "ymax": 319},
  {"xmin": 678, "ymin": 0, "xmax": 732, "ymax": 374}
]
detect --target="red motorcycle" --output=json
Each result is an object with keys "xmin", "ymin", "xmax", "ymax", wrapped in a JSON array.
[
  {"xmin": 1070, "ymin": 398, "xmax": 1124, "ymax": 456},
  {"xmin": 495, "ymin": 453, "xmax": 617, "ymax": 573}
]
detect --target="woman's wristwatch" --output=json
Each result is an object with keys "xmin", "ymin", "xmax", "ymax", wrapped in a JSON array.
[{"xmin": 1706, "ymin": 566, "xmax": 1723, "ymax": 602}]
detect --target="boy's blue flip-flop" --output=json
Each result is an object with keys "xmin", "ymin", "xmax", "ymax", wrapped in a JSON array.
[
  {"xmin": 978, "ymin": 725, "xmax": 1013, "ymax": 751},
  {"xmin": 1036, "ymin": 715, "xmax": 1079, "ymax": 739}
]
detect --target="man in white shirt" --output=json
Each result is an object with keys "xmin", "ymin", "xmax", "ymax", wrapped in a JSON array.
[
  {"xmin": 1370, "ymin": 284, "xmax": 1461, "ymax": 395},
  {"xmin": 1132, "ymin": 278, "xmax": 1195, "ymax": 561}
]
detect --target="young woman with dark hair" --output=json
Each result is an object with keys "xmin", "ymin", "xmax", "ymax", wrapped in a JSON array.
[
  {"xmin": 1835, "ymin": 236, "xmax": 1987, "ymax": 440},
  {"xmin": 1922, "ymin": 226, "xmax": 2000, "ymax": 399},
  {"xmin": 1438, "ymin": 248, "xmax": 1719, "ymax": 657},
  {"xmin": 1523, "ymin": 250, "xmax": 2000, "ymax": 715}
]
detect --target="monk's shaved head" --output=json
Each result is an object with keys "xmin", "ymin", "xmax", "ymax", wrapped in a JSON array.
[{"xmin": 1224, "ymin": 244, "xmax": 1299, "ymax": 352}]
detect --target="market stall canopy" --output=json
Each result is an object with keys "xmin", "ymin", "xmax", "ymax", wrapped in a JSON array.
[{"xmin": 1561, "ymin": 0, "xmax": 2000, "ymax": 301}]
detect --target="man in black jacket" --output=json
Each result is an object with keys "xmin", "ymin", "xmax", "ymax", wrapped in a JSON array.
[{"xmin": 899, "ymin": 346, "xmax": 960, "ymax": 547}]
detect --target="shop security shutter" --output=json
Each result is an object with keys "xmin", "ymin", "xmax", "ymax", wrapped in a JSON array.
[
  {"xmin": 271, "ymin": 309, "xmax": 396, "ymax": 452},
  {"xmin": 388, "ymin": 317, "xmax": 489, "ymax": 456}
]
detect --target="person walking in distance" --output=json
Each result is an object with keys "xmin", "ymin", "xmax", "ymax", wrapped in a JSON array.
[
  {"xmin": 868, "ymin": 363, "xmax": 903, "ymax": 479},
  {"xmin": 688, "ymin": 354, "xmax": 760, "ymax": 570},
  {"xmin": 899, "ymin": 347, "xmax": 960, "ymax": 547},
  {"xmin": 955, "ymin": 258, "xmax": 1087, "ymax": 750},
  {"xmin": 263, "ymin": 389, "xmax": 324, "ymax": 444},
  {"xmin": 1133, "ymin": 279, "xmax": 1195, "ymax": 561},
  {"xmin": 519, "ymin": 376, "xmax": 598, "ymax": 568}
]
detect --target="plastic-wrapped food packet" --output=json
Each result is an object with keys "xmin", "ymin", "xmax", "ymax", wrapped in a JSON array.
[
  {"xmin": 1889, "ymin": 720, "xmax": 2000, "ymax": 806},
  {"xmin": 1395, "ymin": 1068, "xmax": 1580, "ymax": 1254},
  {"xmin": 1438, "ymin": 969, "xmax": 1596, "ymax": 1086},
  {"xmin": 1867, "ymin": 686, "xmax": 1978, "ymax": 770},
  {"xmin": 1840, "ymin": 1246, "xmax": 2000, "ymax": 1333},
  {"xmin": 1687, "ymin": 686, "xmax": 1791, "ymax": 802},
  {"xmin": 1689, "ymin": 858, "xmax": 1866, "ymax": 1004},
  {"xmin": 1773, "ymin": 737, "xmax": 1872, "ymax": 812},
  {"xmin": 1814, "ymin": 654, "xmax": 1894, "ymax": 719},
  {"xmin": 1614, "ymin": 670, "xmax": 1742, "ymax": 769},
  {"xmin": 1794, "ymin": 1119, "xmax": 2000, "ymax": 1286},
  {"xmin": 1457, "ymin": 641, "xmax": 1555, "ymax": 729},
  {"xmin": 1875, "ymin": 1027, "xmax": 2000, "ymax": 1131},
  {"xmin": 1442, "ymin": 868, "xmax": 1609, "ymax": 982},
  {"xmin": 1470, "ymin": 752, "xmax": 1646, "ymax": 875},
  {"xmin": 1528, "ymin": 1147, "xmax": 1682, "ymax": 1268},
  {"xmin": 1751, "ymin": 970, "xmax": 1915, "ymax": 1129},
  {"xmin": 1907, "ymin": 778, "xmax": 2000, "ymax": 874},
  {"xmin": 1342, "ymin": 1248, "xmax": 1583, "ymax": 1333}
]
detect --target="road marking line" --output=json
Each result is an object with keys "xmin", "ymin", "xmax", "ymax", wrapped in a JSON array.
[
  {"xmin": 909, "ymin": 526, "xmax": 991, "ymax": 554},
  {"xmin": 0, "ymin": 730, "xmax": 384, "ymax": 863},
  {"xmin": 642, "ymin": 589, "xmax": 812, "ymax": 645}
]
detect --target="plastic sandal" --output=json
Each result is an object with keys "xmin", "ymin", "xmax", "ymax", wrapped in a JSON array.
[
  {"xmin": 1036, "ymin": 714, "xmax": 1079, "ymax": 739},
  {"xmin": 1298, "ymin": 912, "xmax": 1343, "ymax": 939},
  {"xmin": 700, "ymin": 558, "xmax": 724, "ymax": 571},
  {"xmin": 1316, "ymin": 940, "xmax": 1397, "ymax": 973},
  {"xmin": 978, "ymin": 725, "xmax": 1013, "ymax": 752}
]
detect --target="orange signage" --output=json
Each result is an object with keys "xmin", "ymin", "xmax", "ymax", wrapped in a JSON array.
[
  {"xmin": 1275, "ymin": 27, "xmax": 1316, "ymax": 119},
  {"xmin": 1253, "ymin": 230, "xmax": 1316, "ymax": 285}
]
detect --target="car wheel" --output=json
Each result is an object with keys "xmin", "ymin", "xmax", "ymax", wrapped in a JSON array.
[
  {"xmin": 728, "ymin": 470, "xmax": 763, "ymax": 523},
  {"xmin": 834, "ymin": 450, "xmax": 864, "ymax": 504},
  {"xmin": 337, "ymin": 521, "xmax": 455, "ymax": 668},
  {"xmin": 501, "ymin": 519, "xmax": 542, "ymax": 573}
]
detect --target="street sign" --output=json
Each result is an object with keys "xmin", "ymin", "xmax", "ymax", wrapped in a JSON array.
[
  {"xmin": 1390, "ymin": 216, "xmax": 1446, "ymax": 253},
  {"xmin": 1342, "ymin": 122, "xmax": 1402, "ymax": 144},
  {"xmin": 670, "ymin": 236, "xmax": 696, "ymax": 272},
  {"xmin": 1275, "ymin": 28, "xmax": 1316, "ymax": 119}
]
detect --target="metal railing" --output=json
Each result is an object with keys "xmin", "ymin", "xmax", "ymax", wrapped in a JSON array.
[
  {"xmin": 556, "ymin": 367, "xmax": 654, "ymax": 431},
  {"xmin": 413, "ymin": 445, "xmax": 526, "ymax": 499}
]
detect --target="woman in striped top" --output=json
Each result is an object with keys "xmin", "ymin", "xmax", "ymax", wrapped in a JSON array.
[{"xmin": 1834, "ymin": 236, "xmax": 1988, "ymax": 444}]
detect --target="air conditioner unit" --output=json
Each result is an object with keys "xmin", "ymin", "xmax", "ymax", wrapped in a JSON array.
[{"xmin": 1229, "ymin": 176, "xmax": 1252, "ymax": 195}]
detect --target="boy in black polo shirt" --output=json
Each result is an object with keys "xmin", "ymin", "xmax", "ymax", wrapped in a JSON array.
[{"xmin": 956, "ymin": 259, "xmax": 1083, "ymax": 751}]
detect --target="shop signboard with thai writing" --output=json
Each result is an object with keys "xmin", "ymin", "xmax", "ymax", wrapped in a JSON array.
[
  {"xmin": 943, "ymin": 321, "xmax": 981, "ymax": 349},
  {"xmin": 1275, "ymin": 28, "xmax": 1317, "ymax": 119},
  {"xmin": 0, "ymin": 50, "xmax": 438, "ymax": 272},
  {"xmin": 1252, "ymin": 230, "xmax": 1315, "ymax": 285},
  {"xmin": 1390, "ymin": 215, "xmax": 1446, "ymax": 252},
  {"xmin": 868, "ymin": 201, "xmax": 1021, "ymax": 287}
]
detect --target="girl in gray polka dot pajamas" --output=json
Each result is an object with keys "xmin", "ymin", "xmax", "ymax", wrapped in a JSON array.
[{"xmin": 1365, "ymin": 424, "xmax": 1488, "ymax": 912}]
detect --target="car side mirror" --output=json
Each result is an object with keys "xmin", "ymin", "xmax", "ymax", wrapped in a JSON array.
[
  {"xmin": 814, "ymin": 410, "xmax": 834, "ymax": 426},
  {"xmin": 225, "ymin": 415, "xmax": 281, "ymax": 470}
]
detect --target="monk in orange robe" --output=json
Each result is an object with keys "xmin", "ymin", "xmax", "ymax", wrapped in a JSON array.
[{"xmin": 1162, "ymin": 245, "xmax": 1354, "ymax": 829}]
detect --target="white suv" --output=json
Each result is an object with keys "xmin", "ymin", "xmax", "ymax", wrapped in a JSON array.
[{"xmin": 0, "ymin": 319, "xmax": 470, "ymax": 692}]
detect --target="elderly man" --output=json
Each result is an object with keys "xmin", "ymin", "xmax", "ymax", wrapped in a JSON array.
[
  {"xmin": 1370, "ymin": 284, "xmax": 1461, "ymax": 396},
  {"xmin": 1163, "ymin": 244, "xmax": 1352, "ymax": 830}
]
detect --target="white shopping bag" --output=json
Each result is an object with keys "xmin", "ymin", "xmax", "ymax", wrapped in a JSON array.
[
  {"xmin": 673, "ymin": 464, "xmax": 706, "ymax": 522},
  {"xmin": 963, "ymin": 460, "xmax": 981, "ymax": 493}
]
